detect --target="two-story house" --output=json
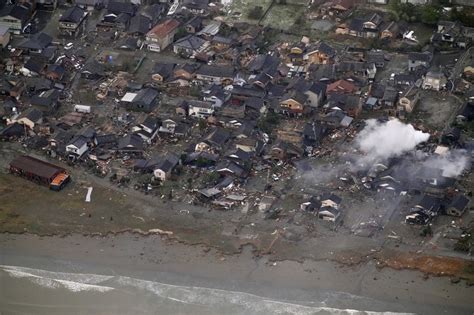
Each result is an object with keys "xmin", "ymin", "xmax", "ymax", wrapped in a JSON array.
[
  {"xmin": 304, "ymin": 41, "xmax": 336, "ymax": 65},
  {"xmin": 187, "ymin": 100, "xmax": 215, "ymax": 118},
  {"xmin": 0, "ymin": 2, "xmax": 35, "ymax": 35},
  {"xmin": 173, "ymin": 34, "xmax": 208, "ymax": 58},
  {"xmin": 279, "ymin": 90, "xmax": 308, "ymax": 116},
  {"xmin": 59, "ymin": 6, "xmax": 88, "ymax": 38},
  {"xmin": 408, "ymin": 51, "xmax": 432, "ymax": 71},
  {"xmin": 146, "ymin": 18, "xmax": 180, "ymax": 52},
  {"xmin": 194, "ymin": 65, "xmax": 234, "ymax": 85}
]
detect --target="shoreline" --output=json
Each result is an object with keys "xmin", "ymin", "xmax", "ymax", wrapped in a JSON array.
[{"xmin": 1, "ymin": 233, "xmax": 473, "ymax": 314}]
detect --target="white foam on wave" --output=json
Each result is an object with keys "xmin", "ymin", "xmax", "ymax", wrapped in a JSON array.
[
  {"xmin": 0, "ymin": 265, "xmax": 414, "ymax": 314},
  {"xmin": 116, "ymin": 276, "xmax": 414, "ymax": 315},
  {"xmin": 0, "ymin": 265, "xmax": 114, "ymax": 293}
]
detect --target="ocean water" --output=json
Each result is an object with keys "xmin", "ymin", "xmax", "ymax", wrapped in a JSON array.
[{"xmin": 0, "ymin": 265, "xmax": 414, "ymax": 315}]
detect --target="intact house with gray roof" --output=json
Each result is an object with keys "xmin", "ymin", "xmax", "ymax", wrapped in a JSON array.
[
  {"xmin": 0, "ymin": 2, "xmax": 35, "ymax": 34},
  {"xmin": 195, "ymin": 65, "xmax": 234, "ymax": 85},
  {"xmin": 408, "ymin": 51, "xmax": 432, "ymax": 71},
  {"xmin": 121, "ymin": 88, "xmax": 159, "ymax": 112},
  {"xmin": 59, "ymin": 6, "xmax": 88, "ymax": 38},
  {"xmin": 173, "ymin": 35, "xmax": 208, "ymax": 58}
]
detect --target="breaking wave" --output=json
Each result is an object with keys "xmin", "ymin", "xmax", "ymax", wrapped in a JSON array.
[
  {"xmin": 0, "ymin": 265, "xmax": 413, "ymax": 314},
  {"xmin": 0, "ymin": 265, "xmax": 114, "ymax": 293}
]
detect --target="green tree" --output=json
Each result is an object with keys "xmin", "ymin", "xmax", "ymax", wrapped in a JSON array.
[
  {"xmin": 198, "ymin": 119, "xmax": 208, "ymax": 131},
  {"xmin": 248, "ymin": 6, "xmax": 263, "ymax": 20},
  {"xmin": 420, "ymin": 5, "xmax": 440, "ymax": 25}
]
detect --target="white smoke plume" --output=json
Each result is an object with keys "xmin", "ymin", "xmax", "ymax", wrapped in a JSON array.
[
  {"xmin": 355, "ymin": 119, "xmax": 430, "ymax": 166},
  {"xmin": 422, "ymin": 149, "xmax": 470, "ymax": 177}
]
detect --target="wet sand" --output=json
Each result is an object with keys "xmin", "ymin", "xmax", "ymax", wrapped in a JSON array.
[{"xmin": 0, "ymin": 233, "xmax": 473, "ymax": 314}]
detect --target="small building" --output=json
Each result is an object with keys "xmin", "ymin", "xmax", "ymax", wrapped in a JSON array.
[
  {"xmin": 196, "ymin": 127, "xmax": 230, "ymax": 152},
  {"xmin": 320, "ymin": 0, "xmax": 354, "ymax": 17},
  {"xmin": 382, "ymin": 87, "xmax": 398, "ymax": 107},
  {"xmin": 122, "ymin": 88, "xmax": 159, "ymax": 112},
  {"xmin": 422, "ymin": 71, "xmax": 447, "ymax": 91},
  {"xmin": 408, "ymin": 52, "xmax": 432, "ymax": 71},
  {"xmin": 117, "ymin": 134, "xmax": 144, "ymax": 153},
  {"xmin": 15, "ymin": 108, "xmax": 43, "ymax": 129},
  {"xmin": 173, "ymin": 35, "xmax": 207, "ymax": 58},
  {"xmin": 66, "ymin": 135, "xmax": 89, "ymax": 159},
  {"xmin": 59, "ymin": 6, "xmax": 88, "ymax": 38},
  {"xmin": 398, "ymin": 85, "xmax": 419, "ymax": 113},
  {"xmin": 17, "ymin": 32, "xmax": 52, "ymax": 55},
  {"xmin": 151, "ymin": 63, "xmax": 175, "ymax": 83},
  {"xmin": 127, "ymin": 15, "xmax": 151, "ymax": 36},
  {"xmin": 279, "ymin": 91, "xmax": 308, "ymax": 115},
  {"xmin": 194, "ymin": 65, "xmax": 234, "ymax": 85},
  {"xmin": 318, "ymin": 206, "xmax": 341, "ymax": 222},
  {"xmin": 380, "ymin": 21, "xmax": 399, "ymax": 39},
  {"xmin": 81, "ymin": 60, "xmax": 105, "ymax": 80},
  {"xmin": 9, "ymin": 155, "xmax": 70, "ymax": 190},
  {"xmin": 133, "ymin": 115, "xmax": 160, "ymax": 143},
  {"xmin": 185, "ymin": 16, "xmax": 202, "ymax": 33},
  {"xmin": 447, "ymin": 194, "xmax": 470, "ymax": 217},
  {"xmin": 270, "ymin": 140, "xmax": 303, "ymax": 161},
  {"xmin": 36, "ymin": 0, "xmax": 58, "ymax": 11},
  {"xmin": 31, "ymin": 89, "xmax": 59, "ymax": 114},
  {"xmin": 0, "ymin": 3, "xmax": 35, "ymax": 35},
  {"xmin": 153, "ymin": 153, "xmax": 179, "ymax": 181},
  {"xmin": 146, "ymin": 18, "xmax": 180, "ymax": 52},
  {"xmin": 304, "ymin": 41, "xmax": 336, "ymax": 65},
  {"xmin": 326, "ymin": 79, "xmax": 356, "ymax": 95},
  {"xmin": 187, "ymin": 100, "xmax": 215, "ymax": 118}
]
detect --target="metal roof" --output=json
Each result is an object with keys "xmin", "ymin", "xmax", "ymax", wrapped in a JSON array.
[{"xmin": 10, "ymin": 155, "xmax": 64, "ymax": 180}]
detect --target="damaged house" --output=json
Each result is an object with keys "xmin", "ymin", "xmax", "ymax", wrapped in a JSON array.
[
  {"xmin": 153, "ymin": 153, "xmax": 180, "ymax": 181},
  {"xmin": 406, "ymin": 194, "xmax": 442, "ymax": 225}
]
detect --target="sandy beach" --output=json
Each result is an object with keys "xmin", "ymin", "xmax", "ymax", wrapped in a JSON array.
[{"xmin": 0, "ymin": 233, "xmax": 473, "ymax": 314}]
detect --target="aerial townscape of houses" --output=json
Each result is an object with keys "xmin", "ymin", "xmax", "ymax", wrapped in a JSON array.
[{"xmin": 0, "ymin": 0, "xmax": 473, "ymax": 248}]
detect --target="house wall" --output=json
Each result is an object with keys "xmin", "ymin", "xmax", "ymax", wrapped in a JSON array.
[
  {"xmin": 236, "ymin": 144, "xmax": 255, "ymax": 152},
  {"xmin": 408, "ymin": 60, "xmax": 427, "ymax": 71},
  {"xmin": 59, "ymin": 16, "xmax": 86, "ymax": 37},
  {"xmin": 280, "ymin": 99, "xmax": 303, "ymax": 113},
  {"xmin": 0, "ymin": 17, "xmax": 22, "ymax": 34},
  {"xmin": 16, "ymin": 118, "xmax": 35, "ymax": 129},
  {"xmin": 195, "ymin": 142, "xmax": 210, "ymax": 152},
  {"xmin": 306, "ymin": 52, "xmax": 330, "ymax": 65},
  {"xmin": 189, "ymin": 106, "xmax": 214, "ymax": 118},
  {"xmin": 0, "ymin": 31, "xmax": 11, "ymax": 47},
  {"xmin": 66, "ymin": 143, "xmax": 88, "ymax": 156},
  {"xmin": 305, "ymin": 91, "xmax": 321, "ymax": 108},
  {"xmin": 423, "ymin": 78, "xmax": 441, "ymax": 91}
]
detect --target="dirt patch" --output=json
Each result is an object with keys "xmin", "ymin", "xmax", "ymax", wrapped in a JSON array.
[
  {"xmin": 412, "ymin": 91, "xmax": 463, "ymax": 130},
  {"xmin": 376, "ymin": 250, "xmax": 472, "ymax": 279}
]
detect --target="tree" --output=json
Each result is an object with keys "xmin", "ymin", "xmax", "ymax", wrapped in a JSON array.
[
  {"xmin": 420, "ymin": 5, "xmax": 440, "ymax": 25},
  {"xmin": 451, "ymin": 7, "xmax": 474, "ymax": 27},
  {"xmin": 248, "ymin": 6, "xmax": 263, "ymax": 20},
  {"xmin": 198, "ymin": 119, "xmax": 208, "ymax": 131},
  {"xmin": 175, "ymin": 26, "xmax": 187, "ymax": 40},
  {"xmin": 258, "ymin": 111, "xmax": 280, "ymax": 134}
]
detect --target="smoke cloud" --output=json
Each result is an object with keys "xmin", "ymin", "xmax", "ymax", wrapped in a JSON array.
[
  {"xmin": 422, "ymin": 149, "xmax": 470, "ymax": 177},
  {"xmin": 355, "ymin": 119, "xmax": 430, "ymax": 166}
]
